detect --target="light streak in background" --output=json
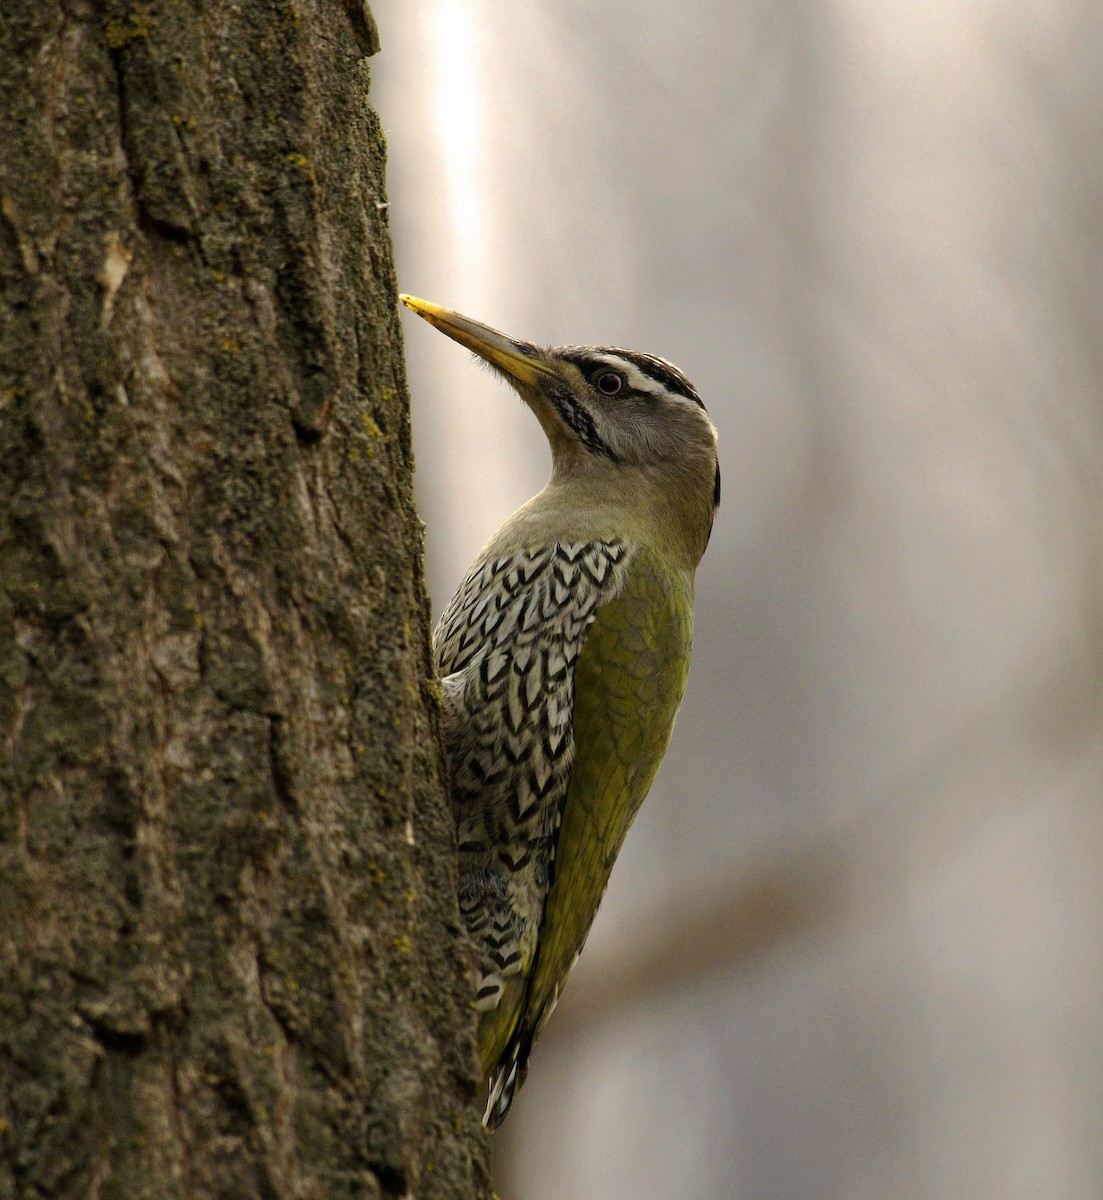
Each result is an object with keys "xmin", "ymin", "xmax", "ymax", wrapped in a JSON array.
[
  {"xmin": 425, "ymin": 0, "xmax": 488, "ymax": 297},
  {"xmin": 415, "ymin": 0, "xmax": 538, "ymax": 584}
]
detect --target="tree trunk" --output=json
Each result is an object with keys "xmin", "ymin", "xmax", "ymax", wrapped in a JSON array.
[{"xmin": 0, "ymin": 3, "xmax": 491, "ymax": 1196}]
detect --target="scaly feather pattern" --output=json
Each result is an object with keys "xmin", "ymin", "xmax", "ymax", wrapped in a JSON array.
[
  {"xmin": 433, "ymin": 539, "xmax": 635, "ymax": 1114},
  {"xmin": 481, "ymin": 547, "xmax": 694, "ymax": 1127}
]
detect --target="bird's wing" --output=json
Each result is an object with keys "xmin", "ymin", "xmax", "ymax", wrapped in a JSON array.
[
  {"xmin": 483, "ymin": 546, "xmax": 694, "ymax": 1126},
  {"xmin": 432, "ymin": 541, "xmax": 639, "ymax": 1104}
]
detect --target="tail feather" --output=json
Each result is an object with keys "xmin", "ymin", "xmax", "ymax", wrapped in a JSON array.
[
  {"xmin": 483, "ymin": 1038, "xmax": 528, "ymax": 1130},
  {"xmin": 481, "ymin": 984, "xmax": 559, "ymax": 1128}
]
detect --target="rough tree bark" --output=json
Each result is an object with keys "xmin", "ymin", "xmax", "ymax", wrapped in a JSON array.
[{"xmin": 0, "ymin": 2, "xmax": 492, "ymax": 1197}]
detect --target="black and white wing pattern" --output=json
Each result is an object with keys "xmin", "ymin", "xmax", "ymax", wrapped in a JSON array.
[{"xmin": 433, "ymin": 540, "xmax": 634, "ymax": 1058}]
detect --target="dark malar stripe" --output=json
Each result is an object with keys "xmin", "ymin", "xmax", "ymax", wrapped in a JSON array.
[{"xmin": 547, "ymin": 382, "xmax": 619, "ymax": 460}]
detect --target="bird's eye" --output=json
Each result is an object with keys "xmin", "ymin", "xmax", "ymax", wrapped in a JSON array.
[{"xmin": 594, "ymin": 371, "xmax": 624, "ymax": 396}]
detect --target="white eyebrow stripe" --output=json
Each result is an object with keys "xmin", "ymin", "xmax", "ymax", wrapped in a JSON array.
[{"xmin": 592, "ymin": 355, "xmax": 665, "ymax": 397}]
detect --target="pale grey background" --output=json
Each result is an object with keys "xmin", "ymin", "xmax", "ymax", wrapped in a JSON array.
[{"xmin": 375, "ymin": 3, "xmax": 1103, "ymax": 1196}]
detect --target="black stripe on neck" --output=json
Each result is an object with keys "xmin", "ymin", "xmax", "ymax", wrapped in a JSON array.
[{"xmin": 547, "ymin": 382, "xmax": 619, "ymax": 460}]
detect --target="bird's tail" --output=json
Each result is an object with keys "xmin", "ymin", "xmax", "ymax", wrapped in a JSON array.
[{"xmin": 483, "ymin": 1040, "xmax": 526, "ymax": 1130}]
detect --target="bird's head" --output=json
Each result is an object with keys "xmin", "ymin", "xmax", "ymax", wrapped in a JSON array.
[{"xmin": 400, "ymin": 296, "xmax": 719, "ymax": 563}]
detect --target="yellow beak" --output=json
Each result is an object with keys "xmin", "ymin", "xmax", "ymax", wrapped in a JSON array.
[{"xmin": 400, "ymin": 295, "xmax": 555, "ymax": 388}]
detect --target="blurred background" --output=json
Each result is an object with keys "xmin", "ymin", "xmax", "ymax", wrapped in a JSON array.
[{"xmin": 374, "ymin": 3, "xmax": 1103, "ymax": 1196}]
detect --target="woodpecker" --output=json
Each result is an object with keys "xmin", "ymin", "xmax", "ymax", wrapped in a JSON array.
[{"xmin": 400, "ymin": 295, "xmax": 719, "ymax": 1128}]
